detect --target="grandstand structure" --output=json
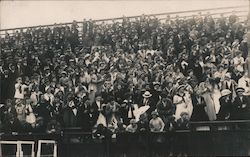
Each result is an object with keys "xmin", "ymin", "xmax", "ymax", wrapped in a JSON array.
[{"xmin": 1, "ymin": 5, "xmax": 250, "ymax": 157}]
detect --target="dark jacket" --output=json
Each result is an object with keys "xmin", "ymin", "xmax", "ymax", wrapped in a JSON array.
[
  {"xmin": 233, "ymin": 95, "xmax": 250, "ymax": 120},
  {"xmin": 190, "ymin": 94, "xmax": 209, "ymax": 121},
  {"xmin": 217, "ymin": 96, "xmax": 233, "ymax": 120}
]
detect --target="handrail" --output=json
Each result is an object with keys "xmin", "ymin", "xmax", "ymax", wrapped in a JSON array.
[
  {"xmin": 0, "ymin": 5, "xmax": 247, "ymax": 32},
  {"xmin": 158, "ymin": 10, "xmax": 247, "ymax": 21},
  {"xmin": 0, "ymin": 120, "xmax": 250, "ymax": 137},
  {"xmin": 190, "ymin": 120, "xmax": 250, "ymax": 125}
]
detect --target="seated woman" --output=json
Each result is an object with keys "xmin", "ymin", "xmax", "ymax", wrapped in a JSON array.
[
  {"xmin": 149, "ymin": 111, "xmax": 165, "ymax": 132},
  {"xmin": 126, "ymin": 119, "xmax": 138, "ymax": 133}
]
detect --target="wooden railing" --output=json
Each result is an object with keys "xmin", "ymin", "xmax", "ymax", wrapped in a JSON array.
[
  {"xmin": 0, "ymin": 5, "xmax": 248, "ymax": 37},
  {"xmin": 1, "ymin": 120, "xmax": 250, "ymax": 156}
]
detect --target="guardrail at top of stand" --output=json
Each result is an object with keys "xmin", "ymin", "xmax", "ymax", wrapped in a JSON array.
[{"xmin": 0, "ymin": 5, "xmax": 247, "ymax": 32}]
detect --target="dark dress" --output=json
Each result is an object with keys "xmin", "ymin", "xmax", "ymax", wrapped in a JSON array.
[
  {"xmin": 217, "ymin": 96, "xmax": 233, "ymax": 120},
  {"xmin": 190, "ymin": 94, "xmax": 209, "ymax": 121}
]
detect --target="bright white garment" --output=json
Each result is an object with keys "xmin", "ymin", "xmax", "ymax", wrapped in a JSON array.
[
  {"xmin": 173, "ymin": 94, "xmax": 192, "ymax": 120},
  {"xmin": 44, "ymin": 93, "xmax": 55, "ymax": 105},
  {"xmin": 14, "ymin": 83, "xmax": 28, "ymax": 99},
  {"xmin": 238, "ymin": 76, "xmax": 250, "ymax": 94},
  {"xmin": 96, "ymin": 113, "xmax": 107, "ymax": 127},
  {"xmin": 211, "ymin": 85, "xmax": 221, "ymax": 114},
  {"xmin": 233, "ymin": 56, "xmax": 245, "ymax": 72},
  {"xmin": 149, "ymin": 117, "xmax": 165, "ymax": 132}
]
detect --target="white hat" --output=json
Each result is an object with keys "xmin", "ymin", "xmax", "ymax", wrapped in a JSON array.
[
  {"xmin": 84, "ymin": 54, "xmax": 91, "ymax": 59},
  {"xmin": 143, "ymin": 91, "xmax": 152, "ymax": 98},
  {"xmin": 225, "ymin": 72, "xmax": 231, "ymax": 78},
  {"xmin": 221, "ymin": 89, "xmax": 231, "ymax": 97},
  {"xmin": 45, "ymin": 86, "xmax": 51, "ymax": 92}
]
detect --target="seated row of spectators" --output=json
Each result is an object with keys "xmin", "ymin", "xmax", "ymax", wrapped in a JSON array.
[{"xmin": 0, "ymin": 12, "xmax": 250, "ymax": 135}]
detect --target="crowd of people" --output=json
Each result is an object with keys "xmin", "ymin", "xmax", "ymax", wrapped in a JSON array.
[{"xmin": 0, "ymin": 12, "xmax": 250, "ymax": 136}]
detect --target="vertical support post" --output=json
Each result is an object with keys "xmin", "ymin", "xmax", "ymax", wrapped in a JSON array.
[
  {"xmin": 36, "ymin": 140, "xmax": 41, "ymax": 157},
  {"xmin": 16, "ymin": 142, "xmax": 20, "ymax": 157},
  {"xmin": 53, "ymin": 143, "xmax": 57, "ymax": 157},
  {"xmin": 31, "ymin": 143, "xmax": 35, "ymax": 157}
]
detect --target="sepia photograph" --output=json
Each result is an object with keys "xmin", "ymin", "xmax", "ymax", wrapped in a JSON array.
[{"xmin": 0, "ymin": 0, "xmax": 250, "ymax": 156}]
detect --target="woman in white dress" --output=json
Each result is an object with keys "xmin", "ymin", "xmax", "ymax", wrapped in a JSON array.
[
  {"xmin": 173, "ymin": 85, "xmax": 192, "ymax": 120},
  {"xmin": 14, "ymin": 77, "xmax": 28, "ymax": 100},
  {"xmin": 199, "ymin": 78, "xmax": 217, "ymax": 121},
  {"xmin": 211, "ymin": 84, "xmax": 222, "ymax": 114}
]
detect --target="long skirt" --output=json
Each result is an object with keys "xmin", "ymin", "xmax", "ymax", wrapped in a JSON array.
[{"xmin": 202, "ymin": 93, "xmax": 217, "ymax": 121}]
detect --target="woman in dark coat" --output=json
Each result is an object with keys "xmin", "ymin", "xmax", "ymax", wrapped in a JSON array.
[
  {"xmin": 190, "ymin": 90, "xmax": 209, "ymax": 121},
  {"xmin": 217, "ymin": 89, "xmax": 233, "ymax": 120}
]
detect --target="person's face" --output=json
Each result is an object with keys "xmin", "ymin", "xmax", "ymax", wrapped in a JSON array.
[
  {"xmin": 17, "ymin": 78, "xmax": 22, "ymax": 83},
  {"xmin": 238, "ymin": 91, "xmax": 244, "ymax": 96},
  {"xmin": 4, "ymin": 70, "xmax": 9, "ymax": 76},
  {"xmin": 244, "ymin": 72, "xmax": 248, "ymax": 77},
  {"xmin": 179, "ymin": 88, "xmax": 185, "ymax": 94},
  {"xmin": 47, "ymin": 88, "xmax": 52, "ymax": 94},
  {"xmin": 189, "ymin": 71, "xmax": 194, "ymax": 76},
  {"xmin": 131, "ymin": 123, "xmax": 137, "ymax": 127},
  {"xmin": 10, "ymin": 65, "xmax": 15, "ymax": 70},
  {"xmin": 219, "ymin": 67, "xmax": 224, "ymax": 72},
  {"xmin": 40, "ymin": 95, "xmax": 45, "ymax": 102},
  {"xmin": 183, "ymin": 114, "xmax": 189, "ymax": 120}
]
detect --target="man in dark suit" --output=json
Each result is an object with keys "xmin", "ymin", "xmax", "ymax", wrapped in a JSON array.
[
  {"xmin": 91, "ymin": 95, "xmax": 107, "ymax": 127},
  {"xmin": 233, "ymin": 87, "xmax": 250, "ymax": 120},
  {"xmin": 63, "ymin": 95, "xmax": 82, "ymax": 128},
  {"xmin": 140, "ymin": 91, "xmax": 155, "ymax": 120}
]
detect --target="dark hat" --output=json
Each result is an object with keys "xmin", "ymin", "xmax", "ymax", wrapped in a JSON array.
[
  {"xmin": 151, "ymin": 111, "xmax": 159, "ymax": 116},
  {"xmin": 153, "ymin": 82, "xmax": 161, "ymax": 86},
  {"xmin": 236, "ymin": 87, "xmax": 245, "ymax": 93}
]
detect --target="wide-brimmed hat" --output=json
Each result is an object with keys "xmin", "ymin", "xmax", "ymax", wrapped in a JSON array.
[
  {"xmin": 143, "ymin": 91, "xmax": 152, "ymax": 98},
  {"xmin": 61, "ymin": 71, "xmax": 67, "ymax": 75},
  {"xmin": 142, "ymin": 63, "xmax": 149, "ymax": 67},
  {"xmin": 177, "ymin": 85, "xmax": 185, "ymax": 92},
  {"xmin": 225, "ymin": 72, "xmax": 231, "ymax": 79},
  {"xmin": 151, "ymin": 111, "xmax": 159, "ymax": 116},
  {"xmin": 153, "ymin": 82, "xmax": 161, "ymax": 86},
  {"xmin": 221, "ymin": 89, "xmax": 231, "ymax": 97},
  {"xmin": 236, "ymin": 87, "xmax": 245, "ymax": 93},
  {"xmin": 44, "ymin": 66, "xmax": 50, "ymax": 71}
]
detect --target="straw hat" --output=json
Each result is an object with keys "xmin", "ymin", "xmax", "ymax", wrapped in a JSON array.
[
  {"xmin": 236, "ymin": 87, "xmax": 245, "ymax": 93},
  {"xmin": 143, "ymin": 91, "xmax": 152, "ymax": 98},
  {"xmin": 221, "ymin": 89, "xmax": 231, "ymax": 97}
]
